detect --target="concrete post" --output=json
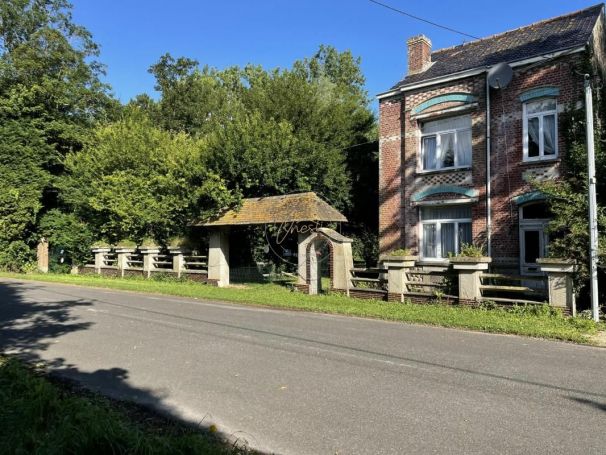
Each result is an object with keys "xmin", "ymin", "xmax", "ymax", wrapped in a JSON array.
[
  {"xmin": 308, "ymin": 240, "xmax": 319, "ymax": 295},
  {"xmin": 297, "ymin": 232, "xmax": 312, "ymax": 285},
  {"xmin": 381, "ymin": 256, "xmax": 417, "ymax": 302},
  {"xmin": 168, "ymin": 247, "xmax": 186, "ymax": 278},
  {"xmin": 37, "ymin": 238, "xmax": 49, "ymax": 273},
  {"xmin": 537, "ymin": 259, "xmax": 577, "ymax": 316},
  {"xmin": 331, "ymin": 240, "xmax": 354, "ymax": 291},
  {"xmin": 139, "ymin": 246, "xmax": 160, "ymax": 279},
  {"xmin": 208, "ymin": 228, "xmax": 230, "ymax": 287},
  {"xmin": 115, "ymin": 247, "xmax": 135, "ymax": 278},
  {"xmin": 451, "ymin": 257, "xmax": 491, "ymax": 303},
  {"xmin": 92, "ymin": 247, "xmax": 111, "ymax": 274}
]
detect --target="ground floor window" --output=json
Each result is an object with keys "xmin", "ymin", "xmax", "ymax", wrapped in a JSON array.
[{"xmin": 420, "ymin": 205, "xmax": 472, "ymax": 259}]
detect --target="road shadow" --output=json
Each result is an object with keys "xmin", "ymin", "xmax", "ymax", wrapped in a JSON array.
[
  {"xmin": 0, "ymin": 280, "xmax": 255, "ymax": 452},
  {"xmin": 567, "ymin": 396, "xmax": 606, "ymax": 413},
  {"xmin": 0, "ymin": 280, "xmax": 93, "ymax": 362}
]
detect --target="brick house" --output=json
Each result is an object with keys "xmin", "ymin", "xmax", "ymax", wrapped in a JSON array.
[{"xmin": 378, "ymin": 4, "xmax": 605, "ymax": 275}]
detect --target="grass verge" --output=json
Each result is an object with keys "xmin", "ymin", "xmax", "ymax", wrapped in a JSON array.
[
  {"xmin": 1, "ymin": 272, "xmax": 604, "ymax": 344},
  {"xmin": 0, "ymin": 355, "xmax": 249, "ymax": 454}
]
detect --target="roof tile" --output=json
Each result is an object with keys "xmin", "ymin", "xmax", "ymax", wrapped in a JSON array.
[
  {"xmin": 193, "ymin": 192, "xmax": 347, "ymax": 226},
  {"xmin": 390, "ymin": 4, "xmax": 603, "ymax": 91}
]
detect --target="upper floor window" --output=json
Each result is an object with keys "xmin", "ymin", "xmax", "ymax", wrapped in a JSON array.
[
  {"xmin": 523, "ymin": 98, "xmax": 557, "ymax": 161},
  {"xmin": 420, "ymin": 115, "xmax": 472, "ymax": 171}
]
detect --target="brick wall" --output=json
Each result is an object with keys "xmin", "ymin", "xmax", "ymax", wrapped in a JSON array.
[
  {"xmin": 379, "ymin": 96, "xmax": 404, "ymax": 254},
  {"xmin": 378, "ymin": 52, "xmax": 586, "ymax": 265},
  {"xmin": 488, "ymin": 54, "xmax": 585, "ymax": 261}
]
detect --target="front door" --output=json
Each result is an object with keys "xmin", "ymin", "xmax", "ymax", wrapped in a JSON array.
[
  {"xmin": 520, "ymin": 226, "xmax": 546, "ymax": 274},
  {"xmin": 519, "ymin": 202, "xmax": 550, "ymax": 275}
]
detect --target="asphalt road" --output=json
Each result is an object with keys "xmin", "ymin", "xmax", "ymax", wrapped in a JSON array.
[{"xmin": 1, "ymin": 279, "xmax": 605, "ymax": 454}]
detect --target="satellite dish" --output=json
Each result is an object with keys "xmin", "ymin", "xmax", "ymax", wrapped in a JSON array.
[{"xmin": 487, "ymin": 62, "xmax": 513, "ymax": 89}]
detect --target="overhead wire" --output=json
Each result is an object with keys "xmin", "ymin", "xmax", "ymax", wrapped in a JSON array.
[{"xmin": 368, "ymin": 0, "xmax": 480, "ymax": 40}]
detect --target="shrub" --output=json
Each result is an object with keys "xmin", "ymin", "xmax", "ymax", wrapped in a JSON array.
[
  {"xmin": 507, "ymin": 303, "xmax": 560, "ymax": 318},
  {"xmin": 388, "ymin": 248, "xmax": 412, "ymax": 256},
  {"xmin": 38, "ymin": 210, "xmax": 94, "ymax": 267},
  {"xmin": 140, "ymin": 237, "xmax": 159, "ymax": 248},
  {"xmin": 115, "ymin": 239, "xmax": 137, "ymax": 248},
  {"xmin": 0, "ymin": 241, "xmax": 35, "ymax": 272},
  {"xmin": 453, "ymin": 243, "xmax": 485, "ymax": 258},
  {"xmin": 349, "ymin": 229, "xmax": 379, "ymax": 266}
]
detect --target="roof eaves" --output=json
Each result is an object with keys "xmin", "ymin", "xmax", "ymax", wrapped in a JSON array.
[
  {"xmin": 429, "ymin": 3, "xmax": 603, "ymax": 57},
  {"xmin": 377, "ymin": 44, "xmax": 587, "ymax": 100}
]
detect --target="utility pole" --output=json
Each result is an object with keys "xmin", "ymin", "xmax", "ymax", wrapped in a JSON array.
[{"xmin": 584, "ymin": 75, "xmax": 600, "ymax": 323}]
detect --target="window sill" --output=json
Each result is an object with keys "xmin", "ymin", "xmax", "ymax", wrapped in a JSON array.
[
  {"xmin": 521, "ymin": 156, "xmax": 559, "ymax": 165},
  {"xmin": 416, "ymin": 166, "xmax": 472, "ymax": 176}
]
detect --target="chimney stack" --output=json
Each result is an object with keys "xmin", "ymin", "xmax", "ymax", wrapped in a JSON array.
[{"xmin": 407, "ymin": 35, "xmax": 432, "ymax": 75}]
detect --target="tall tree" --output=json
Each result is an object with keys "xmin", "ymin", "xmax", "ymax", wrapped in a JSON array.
[
  {"xmin": 61, "ymin": 108, "xmax": 235, "ymax": 244},
  {"xmin": 0, "ymin": 0, "xmax": 117, "ymax": 269},
  {"xmin": 143, "ymin": 46, "xmax": 376, "ymax": 212}
]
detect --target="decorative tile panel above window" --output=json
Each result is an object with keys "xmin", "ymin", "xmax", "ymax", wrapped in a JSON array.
[
  {"xmin": 523, "ymin": 98, "xmax": 558, "ymax": 161},
  {"xmin": 420, "ymin": 115, "xmax": 472, "ymax": 172}
]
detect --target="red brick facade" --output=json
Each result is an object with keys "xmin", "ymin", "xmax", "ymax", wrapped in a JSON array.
[{"xmin": 379, "ymin": 47, "xmax": 597, "ymax": 271}]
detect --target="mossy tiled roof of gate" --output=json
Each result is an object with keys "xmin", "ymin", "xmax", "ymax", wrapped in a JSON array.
[{"xmin": 194, "ymin": 192, "xmax": 347, "ymax": 226}]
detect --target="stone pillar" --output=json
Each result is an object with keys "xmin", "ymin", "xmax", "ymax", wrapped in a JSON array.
[
  {"xmin": 37, "ymin": 238, "xmax": 49, "ymax": 273},
  {"xmin": 308, "ymin": 240, "xmax": 319, "ymax": 295},
  {"xmin": 297, "ymin": 232, "xmax": 312, "ymax": 286},
  {"xmin": 208, "ymin": 228, "xmax": 230, "ymax": 287},
  {"xmin": 451, "ymin": 257, "xmax": 492, "ymax": 303},
  {"xmin": 537, "ymin": 259, "xmax": 577, "ymax": 316},
  {"xmin": 115, "ymin": 247, "xmax": 135, "ymax": 278},
  {"xmin": 297, "ymin": 228, "xmax": 355, "ymax": 294},
  {"xmin": 139, "ymin": 246, "xmax": 160, "ymax": 279},
  {"xmin": 92, "ymin": 247, "xmax": 111, "ymax": 274},
  {"xmin": 331, "ymin": 238, "xmax": 354, "ymax": 291},
  {"xmin": 168, "ymin": 247, "xmax": 186, "ymax": 278},
  {"xmin": 381, "ymin": 255, "xmax": 417, "ymax": 302}
]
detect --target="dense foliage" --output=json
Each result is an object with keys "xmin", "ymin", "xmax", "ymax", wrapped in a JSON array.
[
  {"xmin": 0, "ymin": 0, "xmax": 117, "ymax": 270},
  {"xmin": 538, "ymin": 64, "xmax": 606, "ymax": 306},
  {"xmin": 0, "ymin": 1, "xmax": 378, "ymax": 270},
  {"xmin": 138, "ymin": 47, "xmax": 376, "ymax": 212},
  {"xmin": 60, "ymin": 109, "xmax": 235, "ymax": 245},
  {"xmin": 134, "ymin": 47, "xmax": 378, "ymax": 264}
]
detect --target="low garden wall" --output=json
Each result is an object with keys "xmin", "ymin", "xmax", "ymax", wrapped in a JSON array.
[
  {"xmin": 342, "ymin": 256, "xmax": 576, "ymax": 315},
  {"xmin": 73, "ymin": 246, "xmax": 576, "ymax": 314},
  {"xmin": 80, "ymin": 246, "xmax": 217, "ymax": 286}
]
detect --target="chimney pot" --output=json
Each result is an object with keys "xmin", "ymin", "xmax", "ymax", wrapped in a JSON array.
[{"xmin": 407, "ymin": 35, "xmax": 432, "ymax": 75}]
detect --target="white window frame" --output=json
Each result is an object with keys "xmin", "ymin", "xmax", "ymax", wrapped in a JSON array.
[
  {"xmin": 419, "ymin": 124, "xmax": 472, "ymax": 172},
  {"xmin": 419, "ymin": 216, "xmax": 472, "ymax": 260},
  {"xmin": 522, "ymin": 98, "xmax": 558, "ymax": 162},
  {"xmin": 518, "ymin": 203, "xmax": 551, "ymax": 275}
]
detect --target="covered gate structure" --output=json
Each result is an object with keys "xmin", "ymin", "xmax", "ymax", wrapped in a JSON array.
[{"xmin": 193, "ymin": 192, "xmax": 354, "ymax": 294}]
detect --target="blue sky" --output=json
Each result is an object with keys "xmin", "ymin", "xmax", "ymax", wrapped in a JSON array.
[{"xmin": 71, "ymin": 0, "xmax": 598, "ymax": 108}]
